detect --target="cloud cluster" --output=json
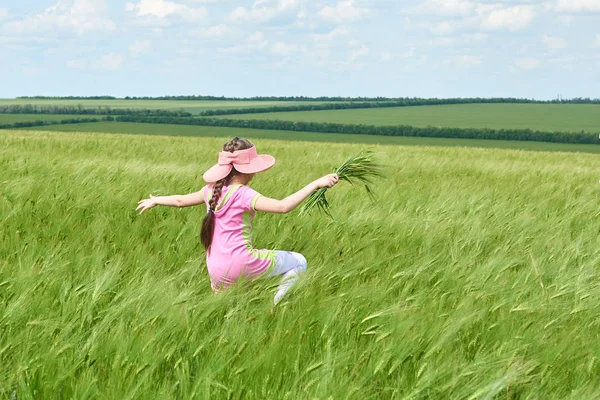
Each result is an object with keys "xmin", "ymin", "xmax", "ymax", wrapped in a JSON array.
[
  {"xmin": 318, "ymin": 0, "xmax": 370, "ymax": 23},
  {"xmin": 543, "ymin": 34, "xmax": 567, "ymax": 50},
  {"xmin": 552, "ymin": 0, "xmax": 600, "ymax": 12},
  {"xmin": 229, "ymin": 0, "xmax": 299, "ymax": 24},
  {"xmin": 514, "ymin": 57, "xmax": 542, "ymax": 70},
  {"xmin": 129, "ymin": 40, "xmax": 152, "ymax": 55},
  {"xmin": 409, "ymin": 0, "xmax": 537, "ymax": 33},
  {"xmin": 443, "ymin": 55, "xmax": 482, "ymax": 69},
  {"xmin": 67, "ymin": 53, "xmax": 124, "ymax": 71},
  {"xmin": 2, "ymin": 0, "xmax": 599, "ymax": 88},
  {"xmin": 125, "ymin": 0, "xmax": 208, "ymax": 24},
  {"xmin": 3, "ymin": 0, "xmax": 115, "ymax": 36}
]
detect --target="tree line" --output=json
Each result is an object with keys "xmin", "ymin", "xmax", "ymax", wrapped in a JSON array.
[
  {"xmin": 14, "ymin": 96, "xmax": 600, "ymax": 103},
  {"xmin": 114, "ymin": 115, "xmax": 600, "ymax": 145},
  {"xmin": 0, "ymin": 104, "xmax": 191, "ymax": 117},
  {"xmin": 17, "ymin": 96, "xmax": 117, "ymax": 100},
  {"xmin": 0, "ymin": 116, "xmax": 111, "ymax": 130}
]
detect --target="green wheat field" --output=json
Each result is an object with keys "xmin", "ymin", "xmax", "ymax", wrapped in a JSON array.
[
  {"xmin": 218, "ymin": 103, "xmax": 600, "ymax": 133},
  {"xmin": 2, "ymin": 129, "xmax": 600, "ymax": 399}
]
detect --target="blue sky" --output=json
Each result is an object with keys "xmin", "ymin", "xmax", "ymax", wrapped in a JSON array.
[{"xmin": 1, "ymin": 0, "xmax": 599, "ymax": 99}]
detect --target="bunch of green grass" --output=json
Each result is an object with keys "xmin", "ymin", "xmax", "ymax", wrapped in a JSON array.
[{"xmin": 300, "ymin": 151, "xmax": 384, "ymax": 217}]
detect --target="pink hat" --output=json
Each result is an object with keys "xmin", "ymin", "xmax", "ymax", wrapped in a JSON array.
[{"xmin": 203, "ymin": 145, "xmax": 275, "ymax": 183}]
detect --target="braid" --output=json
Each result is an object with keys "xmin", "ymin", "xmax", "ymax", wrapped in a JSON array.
[
  {"xmin": 200, "ymin": 137, "xmax": 240, "ymax": 252},
  {"xmin": 209, "ymin": 179, "xmax": 226, "ymax": 211}
]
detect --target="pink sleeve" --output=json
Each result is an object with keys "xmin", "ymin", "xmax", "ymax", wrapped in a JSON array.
[{"xmin": 240, "ymin": 186, "xmax": 262, "ymax": 211}]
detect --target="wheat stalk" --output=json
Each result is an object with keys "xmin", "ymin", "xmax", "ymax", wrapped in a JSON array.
[{"xmin": 300, "ymin": 151, "xmax": 383, "ymax": 217}]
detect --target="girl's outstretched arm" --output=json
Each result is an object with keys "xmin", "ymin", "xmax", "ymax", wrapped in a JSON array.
[
  {"xmin": 136, "ymin": 189, "xmax": 205, "ymax": 214},
  {"xmin": 254, "ymin": 174, "xmax": 339, "ymax": 214}
]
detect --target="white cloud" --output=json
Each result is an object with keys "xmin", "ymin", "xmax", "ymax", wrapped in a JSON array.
[
  {"xmin": 350, "ymin": 45, "xmax": 369, "ymax": 60},
  {"xmin": 480, "ymin": 5, "xmax": 534, "ymax": 31},
  {"xmin": 430, "ymin": 33, "xmax": 488, "ymax": 48},
  {"xmin": 0, "ymin": 36, "xmax": 52, "ymax": 44},
  {"xmin": 248, "ymin": 31, "xmax": 265, "ymax": 43},
  {"xmin": 514, "ymin": 57, "xmax": 541, "ymax": 70},
  {"xmin": 410, "ymin": 0, "xmax": 475, "ymax": 16},
  {"xmin": 230, "ymin": 0, "xmax": 299, "ymax": 24},
  {"xmin": 553, "ymin": 14, "xmax": 574, "ymax": 25},
  {"xmin": 552, "ymin": 0, "xmax": 600, "ymax": 12},
  {"xmin": 100, "ymin": 53, "xmax": 124, "ymax": 70},
  {"xmin": 176, "ymin": 48, "xmax": 205, "ymax": 56},
  {"xmin": 380, "ymin": 51, "xmax": 392, "ymax": 61},
  {"xmin": 465, "ymin": 33, "xmax": 488, "ymax": 42},
  {"xmin": 311, "ymin": 26, "xmax": 350, "ymax": 42},
  {"xmin": 400, "ymin": 48, "xmax": 415, "ymax": 58},
  {"xmin": 318, "ymin": 0, "xmax": 370, "ymax": 23},
  {"xmin": 65, "ymin": 53, "xmax": 124, "ymax": 70},
  {"xmin": 182, "ymin": 0, "xmax": 236, "ymax": 3},
  {"xmin": 543, "ymin": 35, "xmax": 567, "ymax": 50},
  {"xmin": 3, "ymin": 0, "xmax": 115, "ymax": 36},
  {"xmin": 271, "ymin": 41, "xmax": 299, "ymax": 56},
  {"xmin": 443, "ymin": 55, "xmax": 482, "ymax": 69},
  {"xmin": 429, "ymin": 21, "xmax": 454, "ymax": 35},
  {"xmin": 409, "ymin": 2, "xmax": 535, "ymax": 34},
  {"xmin": 219, "ymin": 31, "xmax": 268, "ymax": 54},
  {"xmin": 125, "ymin": 0, "xmax": 208, "ymax": 23},
  {"xmin": 191, "ymin": 24, "xmax": 239, "ymax": 38},
  {"xmin": 129, "ymin": 40, "xmax": 152, "ymax": 55},
  {"xmin": 332, "ymin": 61, "xmax": 364, "ymax": 72},
  {"xmin": 0, "ymin": 8, "xmax": 9, "ymax": 20},
  {"xmin": 67, "ymin": 59, "xmax": 88, "ymax": 69}
]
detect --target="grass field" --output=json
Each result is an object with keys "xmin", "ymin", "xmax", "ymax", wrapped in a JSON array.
[
  {"xmin": 218, "ymin": 104, "xmax": 600, "ymax": 133},
  {"xmin": 20, "ymin": 121, "xmax": 600, "ymax": 154},
  {"xmin": 0, "ymin": 99, "xmax": 328, "ymax": 115},
  {"xmin": 0, "ymin": 114, "xmax": 83, "ymax": 124},
  {"xmin": 2, "ymin": 130, "xmax": 600, "ymax": 398}
]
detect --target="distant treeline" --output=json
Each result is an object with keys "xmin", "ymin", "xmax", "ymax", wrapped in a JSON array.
[
  {"xmin": 17, "ymin": 96, "xmax": 117, "ymax": 100},
  {"xmin": 115, "ymin": 115, "xmax": 600, "ymax": 145},
  {"xmin": 0, "ymin": 116, "xmax": 111, "ymax": 130},
  {"xmin": 16, "ymin": 95, "xmax": 600, "ymax": 104},
  {"xmin": 0, "ymin": 105, "xmax": 191, "ymax": 117}
]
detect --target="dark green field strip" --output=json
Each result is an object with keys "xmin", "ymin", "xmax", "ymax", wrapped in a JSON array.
[
  {"xmin": 0, "ymin": 114, "xmax": 83, "ymax": 124},
  {"xmin": 20, "ymin": 122, "xmax": 600, "ymax": 154},
  {"xmin": 216, "ymin": 104, "xmax": 600, "ymax": 133},
  {"xmin": 113, "ymin": 115, "xmax": 600, "ymax": 145}
]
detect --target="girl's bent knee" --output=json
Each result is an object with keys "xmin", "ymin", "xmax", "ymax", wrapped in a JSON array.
[{"xmin": 294, "ymin": 253, "xmax": 307, "ymax": 272}]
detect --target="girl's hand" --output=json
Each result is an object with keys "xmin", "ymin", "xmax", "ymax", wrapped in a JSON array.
[
  {"xmin": 315, "ymin": 174, "xmax": 339, "ymax": 189},
  {"xmin": 136, "ymin": 195, "xmax": 157, "ymax": 214}
]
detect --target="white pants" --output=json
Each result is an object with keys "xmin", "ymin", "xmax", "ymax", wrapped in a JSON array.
[{"xmin": 266, "ymin": 251, "xmax": 307, "ymax": 304}]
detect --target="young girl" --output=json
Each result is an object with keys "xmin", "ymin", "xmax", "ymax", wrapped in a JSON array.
[{"xmin": 137, "ymin": 137, "xmax": 339, "ymax": 304}]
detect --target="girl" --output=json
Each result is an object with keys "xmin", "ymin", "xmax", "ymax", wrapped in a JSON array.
[{"xmin": 137, "ymin": 137, "xmax": 339, "ymax": 304}]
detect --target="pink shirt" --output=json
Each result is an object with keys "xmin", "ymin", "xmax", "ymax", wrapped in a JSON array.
[{"xmin": 202, "ymin": 184, "xmax": 275, "ymax": 290}]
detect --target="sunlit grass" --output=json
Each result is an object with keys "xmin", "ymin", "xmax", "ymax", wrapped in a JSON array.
[{"xmin": 1, "ymin": 130, "xmax": 600, "ymax": 399}]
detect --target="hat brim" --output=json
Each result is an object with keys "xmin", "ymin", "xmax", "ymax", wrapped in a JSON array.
[
  {"xmin": 235, "ymin": 155, "xmax": 275, "ymax": 174},
  {"xmin": 203, "ymin": 155, "xmax": 275, "ymax": 183},
  {"xmin": 203, "ymin": 164, "xmax": 233, "ymax": 183}
]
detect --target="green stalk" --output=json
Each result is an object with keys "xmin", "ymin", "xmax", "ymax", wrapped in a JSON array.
[{"xmin": 300, "ymin": 151, "xmax": 383, "ymax": 217}]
